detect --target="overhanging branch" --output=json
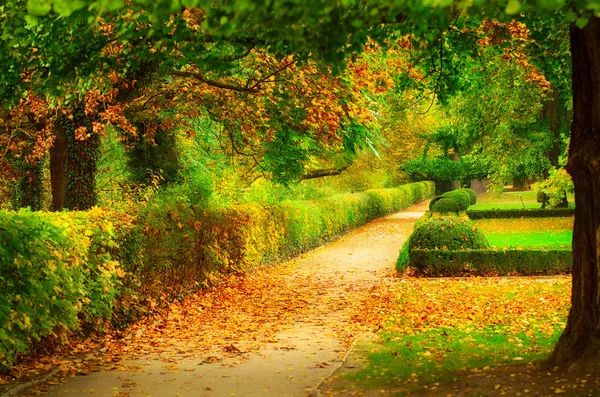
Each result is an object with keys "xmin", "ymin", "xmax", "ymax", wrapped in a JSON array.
[
  {"xmin": 170, "ymin": 70, "xmax": 259, "ymax": 93},
  {"xmin": 300, "ymin": 163, "xmax": 352, "ymax": 180}
]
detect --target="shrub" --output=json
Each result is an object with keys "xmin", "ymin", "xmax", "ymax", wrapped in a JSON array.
[
  {"xmin": 461, "ymin": 188, "xmax": 477, "ymax": 205},
  {"xmin": 442, "ymin": 189, "xmax": 471, "ymax": 210},
  {"xmin": 466, "ymin": 208, "xmax": 575, "ymax": 219},
  {"xmin": 409, "ymin": 248, "xmax": 572, "ymax": 276},
  {"xmin": 409, "ymin": 215, "xmax": 490, "ymax": 251},
  {"xmin": 0, "ymin": 208, "xmax": 134, "ymax": 370},
  {"xmin": 429, "ymin": 188, "xmax": 473, "ymax": 213},
  {"xmin": 396, "ymin": 240, "xmax": 410, "ymax": 273},
  {"xmin": 430, "ymin": 197, "xmax": 461, "ymax": 213}
]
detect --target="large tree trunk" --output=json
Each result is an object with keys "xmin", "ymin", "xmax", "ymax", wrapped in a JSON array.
[
  {"xmin": 64, "ymin": 106, "xmax": 100, "ymax": 211},
  {"xmin": 552, "ymin": 16, "xmax": 600, "ymax": 371},
  {"xmin": 49, "ymin": 122, "xmax": 67, "ymax": 211}
]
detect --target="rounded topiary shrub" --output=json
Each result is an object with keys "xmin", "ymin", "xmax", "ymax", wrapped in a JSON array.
[
  {"xmin": 461, "ymin": 188, "xmax": 477, "ymax": 205},
  {"xmin": 431, "ymin": 197, "xmax": 461, "ymax": 213},
  {"xmin": 428, "ymin": 196, "xmax": 444, "ymax": 210},
  {"xmin": 409, "ymin": 215, "xmax": 490, "ymax": 251},
  {"xmin": 442, "ymin": 190, "xmax": 471, "ymax": 210}
]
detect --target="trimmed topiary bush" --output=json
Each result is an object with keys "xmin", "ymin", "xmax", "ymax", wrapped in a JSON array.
[
  {"xmin": 409, "ymin": 215, "xmax": 490, "ymax": 251},
  {"xmin": 443, "ymin": 189, "xmax": 471, "ymax": 210},
  {"xmin": 429, "ymin": 188, "xmax": 474, "ymax": 213},
  {"xmin": 460, "ymin": 188, "xmax": 477, "ymax": 205},
  {"xmin": 430, "ymin": 197, "xmax": 461, "ymax": 213}
]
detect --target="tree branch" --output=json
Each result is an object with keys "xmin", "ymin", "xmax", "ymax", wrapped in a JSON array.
[
  {"xmin": 301, "ymin": 163, "xmax": 352, "ymax": 180},
  {"xmin": 170, "ymin": 70, "xmax": 259, "ymax": 93}
]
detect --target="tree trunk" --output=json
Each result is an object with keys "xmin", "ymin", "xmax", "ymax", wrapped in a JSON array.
[
  {"xmin": 13, "ymin": 157, "xmax": 44, "ymax": 211},
  {"xmin": 552, "ymin": 16, "xmax": 600, "ymax": 371},
  {"xmin": 540, "ymin": 86, "xmax": 564, "ymax": 168},
  {"xmin": 64, "ymin": 106, "xmax": 100, "ymax": 211},
  {"xmin": 49, "ymin": 121, "xmax": 67, "ymax": 211}
]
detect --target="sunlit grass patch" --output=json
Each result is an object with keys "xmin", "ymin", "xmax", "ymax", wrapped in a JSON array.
[
  {"xmin": 469, "ymin": 202, "xmax": 540, "ymax": 210},
  {"xmin": 474, "ymin": 218, "xmax": 573, "ymax": 248},
  {"xmin": 348, "ymin": 325, "xmax": 563, "ymax": 388},
  {"xmin": 471, "ymin": 190, "xmax": 575, "ymax": 210},
  {"xmin": 346, "ymin": 277, "xmax": 571, "ymax": 390},
  {"xmin": 486, "ymin": 231, "xmax": 572, "ymax": 248}
]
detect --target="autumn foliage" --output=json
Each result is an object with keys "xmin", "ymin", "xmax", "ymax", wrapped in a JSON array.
[{"xmin": 0, "ymin": 181, "xmax": 434, "ymax": 370}]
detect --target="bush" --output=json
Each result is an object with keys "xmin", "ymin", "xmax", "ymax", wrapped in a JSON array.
[
  {"xmin": 409, "ymin": 215, "xmax": 490, "ymax": 251},
  {"xmin": 396, "ymin": 240, "xmax": 410, "ymax": 272},
  {"xmin": 429, "ymin": 188, "xmax": 473, "ymax": 213},
  {"xmin": 466, "ymin": 208, "xmax": 575, "ymax": 219},
  {"xmin": 443, "ymin": 189, "xmax": 471, "ymax": 210},
  {"xmin": 430, "ymin": 197, "xmax": 461, "ymax": 213},
  {"xmin": 0, "ymin": 208, "xmax": 135, "ymax": 370},
  {"xmin": 461, "ymin": 188, "xmax": 477, "ymax": 205},
  {"xmin": 409, "ymin": 248, "xmax": 572, "ymax": 276}
]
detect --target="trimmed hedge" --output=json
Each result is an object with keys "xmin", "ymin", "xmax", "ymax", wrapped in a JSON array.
[
  {"xmin": 0, "ymin": 181, "xmax": 435, "ymax": 370},
  {"xmin": 429, "ymin": 188, "xmax": 476, "ymax": 213},
  {"xmin": 0, "ymin": 208, "xmax": 136, "ymax": 370},
  {"xmin": 409, "ymin": 215, "xmax": 489, "ymax": 251},
  {"xmin": 462, "ymin": 188, "xmax": 477, "ymax": 205},
  {"xmin": 409, "ymin": 248, "xmax": 572, "ymax": 276},
  {"xmin": 431, "ymin": 198, "xmax": 461, "ymax": 213},
  {"xmin": 466, "ymin": 208, "xmax": 575, "ymax": 219}
]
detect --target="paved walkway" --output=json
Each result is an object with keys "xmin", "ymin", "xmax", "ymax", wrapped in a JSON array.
[{"xmin": 17, "ymin": 201, "xmax": 428, "ymax": 397}]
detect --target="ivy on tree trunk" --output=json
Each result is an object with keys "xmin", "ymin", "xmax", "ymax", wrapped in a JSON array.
[
  {"xmin": 63, "ymin": 105, "xmax": 100, "ymax": 211},
  {"xmin": 552, "ymin": 15, "xmax": 600, "ymax": 371}
]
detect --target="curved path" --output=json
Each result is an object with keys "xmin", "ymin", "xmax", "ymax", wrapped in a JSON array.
[{"xmin": 18, "ymin": 201, "xmax": 428, "ymax": 397}]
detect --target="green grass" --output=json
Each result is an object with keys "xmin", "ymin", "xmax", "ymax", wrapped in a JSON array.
[
  {"xmin": 342, "ymin": 278, "xmax": 571, "ymax": 392},
  {"xmin": 486, "ymin": 231, "xmax": 572, "ymax": 248},
  {"xmin": 473, "ymin": 217, "xmax": 573, "ymax": 248},
  {"xmin": 469, "ymin": 202, "xmax": 541, "ymax": 210},
  {"xmin": 470, "ymin": 189, "xmax": 575, "ymax": 210},
  {"xmin": 347, "ymin": 325, "xmax": 562, "ymax": 389}
]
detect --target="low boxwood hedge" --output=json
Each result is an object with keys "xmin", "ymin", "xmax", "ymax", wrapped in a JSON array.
[
  {"xmin": 466, "ymin": 208, "xmax": 575, "ymax": 219},
  {"xmin": 409, "ymin": 248, "xmax": 572, "ymax": 276}
]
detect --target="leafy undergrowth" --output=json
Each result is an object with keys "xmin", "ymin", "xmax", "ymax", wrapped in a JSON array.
[
  {"xmin": 340, "ymin": 277, "xmax": 572, "ymax": 394},
  {"xmin": 475, "ymin": 218, "xmax": 573, "ymax": 248}
]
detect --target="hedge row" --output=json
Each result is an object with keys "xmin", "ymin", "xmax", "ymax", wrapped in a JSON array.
[
  {"xmin": 0, "ymin": 181, "xmax": 435, "ymax": 370},
  {"xmin": 409, "ymin": 248, "xmax": 572, "ymax": 276},
  {"xmin": 466, "ymin": 208, "xmax": 575, "ymax": 219}
]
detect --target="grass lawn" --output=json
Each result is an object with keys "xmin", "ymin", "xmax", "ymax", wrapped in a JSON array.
[
  {"xmin": 474, "ymin": 217, "xmax": 574, "ymax": 248},
  {"xmin": 469, "ymin": 189, "xmax": 575, "ymax": 211},
  {"xmin": 343, "ymin": 277, "xmax": 571, "ymax": 393}
]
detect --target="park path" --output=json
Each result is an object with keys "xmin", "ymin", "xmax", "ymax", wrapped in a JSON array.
[{"xmin": 17, "ymin": 201, "xmax": 428, "ymax": 397}]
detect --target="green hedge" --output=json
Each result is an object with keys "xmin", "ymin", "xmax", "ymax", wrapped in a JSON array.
[
  {"xmin": 0, "ymin": 181, "xmax": 435, "ymax": 370},
  {"xmin": 0, "ymin": 209, "xmax": 135, "ymax": 370},
  {"xmin": 409, "ymin": 248, "xmax": 572, "ymax": 276},
  {"xmin": 429, "ymin": 188, "xmax": 476, "ymax": 213},
  {"xmin": 466, "ymin": 208, "xmax": 575, "ymax": 219}
]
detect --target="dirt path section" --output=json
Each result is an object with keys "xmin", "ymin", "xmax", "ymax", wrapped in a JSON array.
[{"xmin": 13, "ymin": 201, "xmax": 429, "ymax": 397}]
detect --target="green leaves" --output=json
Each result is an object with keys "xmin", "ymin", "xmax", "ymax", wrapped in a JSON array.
[
  {"xmin": 505, "ymin": 0, "xmax": 522, "ymax": 15},
  {"xmin": 26, "ymin": 0, "xmax": 52, "ymax": 16}
]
